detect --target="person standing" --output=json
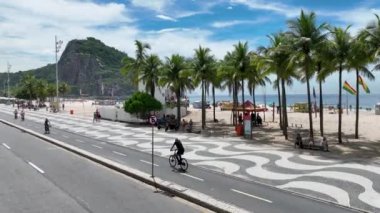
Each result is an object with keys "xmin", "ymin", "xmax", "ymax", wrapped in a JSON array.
[{"xmin": 44, "ymin": 118, "xmax": 51, "ymax": 134}]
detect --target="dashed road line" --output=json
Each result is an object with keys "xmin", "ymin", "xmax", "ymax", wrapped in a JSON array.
[
  {"xmin": 62, "ymin": 135, "xmax": 69, "ymax": 138},
  {"xmin": 92, "ymin": 145, "xmax": 103, "ymax": 149},
  {"xmin": 140, "ymin": 160, "xmax": 159, "ymax": 167},
  {"xmin": 28, "ymin": 162, "xmax": 45, "ymax": 174},
  {"xmin": 2, "ymin": 143, "xmax": 11, "ymax": 149},
  {"xmin": 231, "ymin": 189, "xmax": 272, "ymax": 203},
  {"xmin": 75, "ymin": 139, "xmax": 84, "ymax": 143},
  {"xmin": 180, "ymin": 173, "xmax": 204, "ymax": 182},
  {"xmin": 112, "ymin": 151, "xmax": 127, "ymax": 157}
]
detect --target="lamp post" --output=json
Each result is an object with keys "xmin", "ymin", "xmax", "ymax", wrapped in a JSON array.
[
  {"xmin": 55, "ymin": 36, "xmax": 63, "ymax": 110},
  {"xmin": 7, "ymin": 62, "xmax": 11, "ymax": 104}
]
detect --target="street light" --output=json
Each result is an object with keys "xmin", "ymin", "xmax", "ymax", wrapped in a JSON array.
[
  {"xmin": 55, "ymin": 36, "xmax": 63, "ymax": 110},
  {"xmin": 7, "ymin": 62, "xmax": 11, "ymax": 104}
]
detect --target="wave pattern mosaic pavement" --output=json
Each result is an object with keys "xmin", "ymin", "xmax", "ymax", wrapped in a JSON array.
[{"xmin": 1, "ymin": 106, "xmax": 379, "ymax": 212}]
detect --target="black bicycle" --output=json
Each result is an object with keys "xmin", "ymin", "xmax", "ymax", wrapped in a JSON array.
[{"xmin": 169, "ymin": 150, "xmax": 188, "ymax": 171}]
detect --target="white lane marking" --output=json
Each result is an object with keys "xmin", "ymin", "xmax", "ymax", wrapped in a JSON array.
[
  {"xmin": 2, "ymin": 143, "xmax": 11, "ymax": 150},
  {"xmin": 92, "ymin": 145, "xmax": 103, "ymax": 149},
  {"xmin": 180, "ymin": 173, "xmax": 204, "ymax": 182},
  {"xmin": 112, "ymin": 151, "xmax": 127, "ymax": 157},
  {"xmin": 231, "ymin": 189, "xmax": 272, "ymax": 203},
  {"xmin": 28, "ymin": 162, "xmax": 45, "ymax": 174},
  {"xmin": 75, "ymin": 139, "xmax": 84, "ymax": 143},
  {"xmin": 140, "ymin": 160, "xmax": 159, "ymax": 167},
  {"xmin": 62, "ymin": 135, "xmax": 69, "ymax": 138}
]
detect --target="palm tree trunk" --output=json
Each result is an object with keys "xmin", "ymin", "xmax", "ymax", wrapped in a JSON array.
[
  {"xmin": 355, "ymin": 69, "xmax": 359, "ymax": 139},
  {"xmin": 233, "ymin": 78, "xmax": 238, "ymax": 125},
  {"xmin": 338, "ymin": 64, "xmax": 343, "ymax": 143},
  {"xmin": 201, "ymin": 80, "xmax": 205, "ymax": 129},
  {"xmin": 317, "ymin": 62, "xmax": 324, "ymax": 137},
  {"xmin": 253, "ymin": 87, "xmax": 256, "ymax": 125},
  {"xmin": 277, "ymin": 78, "xmax": 283, "ymax": 130},
  {"xmin": 305, "ymin": 57, "xmax": 314, "ymax": 141},
  {"xmin": 212, "ymin": 85, "xmax": 216, "ymax": 122},
  {"xmin": 150, "ymin": 83, "xmax": 155, "ymax": 97},
  {"xmin": 242, "ymin": 78, "xmax": 245, "ymax": 116},
  {"xmin": 281, "ymin": 78, "xmax": 288, "ymax": 139},
  {"xmin": 176, "ymin": 88, "xmax": 181, "ymax": 127},
  {"xmin": 319, "ymin": 79, "xmax": 324, "ymax": 137}
]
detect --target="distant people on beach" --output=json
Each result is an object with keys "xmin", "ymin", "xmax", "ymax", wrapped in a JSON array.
[
  {"xmin": 238, "ymin": 113, "xmax": 243, "ymax": 124},
  {"xmin": 257, "ymin": 114, "xmax": 262, "ymax": 126},
  {"xmin": 93, "ymin": 109, "xmax": 101, "ymax": 122}
]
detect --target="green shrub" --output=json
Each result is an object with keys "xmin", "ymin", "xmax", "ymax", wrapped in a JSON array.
[{"xmin": 124, "ymin": 92, "xmax": 162, "ymax": 118}]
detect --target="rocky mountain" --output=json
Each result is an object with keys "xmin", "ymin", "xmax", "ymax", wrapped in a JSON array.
[{"xmin": 1, "ymin": 37, "xmax": 135, "ymax": 97}]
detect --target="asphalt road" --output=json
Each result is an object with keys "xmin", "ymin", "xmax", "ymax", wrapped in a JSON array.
[
  {"xmin": 0, "ymin": 123, "xmax": 205, "ymax": 213},
  {"xmin": 0, "ymin": 110, "xmax": 358, "ymax": 213}
]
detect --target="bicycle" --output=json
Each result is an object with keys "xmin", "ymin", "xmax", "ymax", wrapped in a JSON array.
[{"xmin": 169, "ymin": 150, "xmax": 188, "ymax": 171}]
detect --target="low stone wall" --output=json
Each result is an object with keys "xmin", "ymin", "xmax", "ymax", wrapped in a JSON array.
[{"xmin": 97, "ymin": 106, "xmax": 187, "ymax": 123}]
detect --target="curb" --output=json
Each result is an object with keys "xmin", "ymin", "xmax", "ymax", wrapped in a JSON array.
[{"xmin": 0, "ymin": 119, "xmax": 249, "ymax": 213}]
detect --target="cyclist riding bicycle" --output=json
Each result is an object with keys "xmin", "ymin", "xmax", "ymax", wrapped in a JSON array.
[{"xmin": 170, "ymin": 138, "xmax": 185, "ymax": 165}]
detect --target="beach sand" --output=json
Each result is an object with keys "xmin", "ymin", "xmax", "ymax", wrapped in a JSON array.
[{"xmin": 61, "ymin": 100, "xmax": 380, "ymax": 160}]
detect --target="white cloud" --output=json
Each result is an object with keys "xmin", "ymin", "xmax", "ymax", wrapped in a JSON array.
[
  {"xmin": 318, "ymin": 7, "xmax": 380, "ymax": 35},
  {"xmin": 156, "ymin": 14, "xmax": 177, "ymax": 22},
  {"xmin": 139, "ymin": 28, "xmax": 236, "ymax": 59},
  {"xmin": 0, "ymin": 0, "xmax": 136, "ymax": 72},
  {"xmin": 227, "ymin": 6, "xmax": 233, "ymax": 10},
  {"xmin": 130, "ymin": 0, "xmax": 172, "ymax": 12},
  {"xmin": 212, "ymin": 18, "xmax": 268, "ymax": 28},
  {"xmin": 230, "ymin": 0, "xmax": 301, "ymax": 17},
  {"xmin": 0, "ymin": 0, "xmax": 252, "ymax": 73}
]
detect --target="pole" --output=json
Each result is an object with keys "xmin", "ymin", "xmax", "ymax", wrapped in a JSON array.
[
  {"xmin": 263, "ymin": 87, "xmax": 266, "ymax": 122},
  {"xmin": 7, "ymin": 62, "xmax": 11, "ymax": 103},
  {"xmin": 346, "ymin": 91, "xmax": 348, "ymax": 115},
  {"xmin": 272, "ymin": 102, "xmax": 275, "ymax": 122},
  {"xmin": 55, "ymin": 36, "xmax": 59, "ymax": 109},
  {"xmin": 55, "ymin": 36, "xmax": 63, "ymax": 111},
  {"xmin": 151, "ymin": 124, "xmax": 154, "ymax": 178}
]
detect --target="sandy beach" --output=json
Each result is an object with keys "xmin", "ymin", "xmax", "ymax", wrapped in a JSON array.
[
  {"xmin": 59, "ymin": 99, "xmax": 380, "ymax": 160},
  {"xmin": 63, "ymin": 99, "xmax": 380, "ymax": 142}
]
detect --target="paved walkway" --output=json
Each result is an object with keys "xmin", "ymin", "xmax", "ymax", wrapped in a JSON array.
[{"xmin": 2, "ymin": 105, "xmax": 380, "ymax": 212}]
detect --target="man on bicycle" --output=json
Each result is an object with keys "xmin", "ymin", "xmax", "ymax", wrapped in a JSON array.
[{"xmin": 170, "ymin": 138, "xmax": 185, "ymax": 165}]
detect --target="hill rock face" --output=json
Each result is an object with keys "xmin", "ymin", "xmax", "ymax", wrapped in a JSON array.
[
  {"xmin": 58, "ymin": 37, "xmax": 134, "ymax": 96},
  {"xmin": 3, "ymin": 37, "xmax": 135, "ymax": 97}
]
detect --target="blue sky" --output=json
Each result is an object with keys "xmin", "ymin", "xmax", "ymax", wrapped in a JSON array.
[{"xmin": 1, "ymin": 0, "xmax": 380, "ymax": 95}]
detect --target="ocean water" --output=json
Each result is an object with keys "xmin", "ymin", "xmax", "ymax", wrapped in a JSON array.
[{"xmin": 188, "ymin": 93, "xmax": 380, "ymax": 108}]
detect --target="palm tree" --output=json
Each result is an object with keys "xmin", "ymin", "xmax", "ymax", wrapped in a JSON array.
[
  {"xmin": 363, "ymin": 14, "xmax": 380, "ymax": 69},
  {"xmin": 211, "ymin": 64, "xmax": 223, "ymax": 122},
  {"xmin": 219, "ymin": 52, "xmax": 240, "ymax": 125},
  {"xmin": 121, "ymin": 40, "xmax": 151, "ymax": 86},
  {"xmin": 314, "ymin": 39, "xmax": 334, "ymax": 137},
  {"xmin": 287, "ymin": 10, "xmax": 328, "ymax": 141},
  {"xmin": 329, "ymin": 26, "xmax": 352, "ymax": 143},
  {"xmin": 20, "ymin": 74, "xmax": 37, "ymax": 101},
  {"xmin": 160, "ymin": 54, "xmax": 194, "ymax": 126},
  {"xmin": 35, "ymin": 79, "xmax": 48, "ymax": 103},
  {"xmin": 46, "ymin": 84, "xmax": 56, "ymax": 102},
  {"xmin": 248, "ymin": 53, "xmax": 271, "ymax": 125},
  {"xmin": 232, "ymin": 42, "xmax": 251, "ymax": 117},
  {"xmin": 192, "ymin": 46, "xmax": 216, "ymax": 129},
  {"xmin": 347, "ymin": 36, "xmax": 375, "ymax": 139},
  {"xmin": 59, "ymin": 82, "xmax": 71, "ymax": 98},
  {"xmin": 257, "ymin": 42, "xmax": 283, "ymax": 129},
  {"xmin": 139, "ymin": 54, "xmax": 162, "ymax": 97},
  {"xmin": 260, "ymin": 33, "xmax": 296, "ymax": 139}
]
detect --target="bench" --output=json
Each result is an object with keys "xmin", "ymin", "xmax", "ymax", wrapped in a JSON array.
[
  {"xmin": 290, "ymin": 123, "xmax": 303, "ymax": 128},
  {"xmin": 295, "ymin": 135, "xmax": 328, "ymax": 151}
]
